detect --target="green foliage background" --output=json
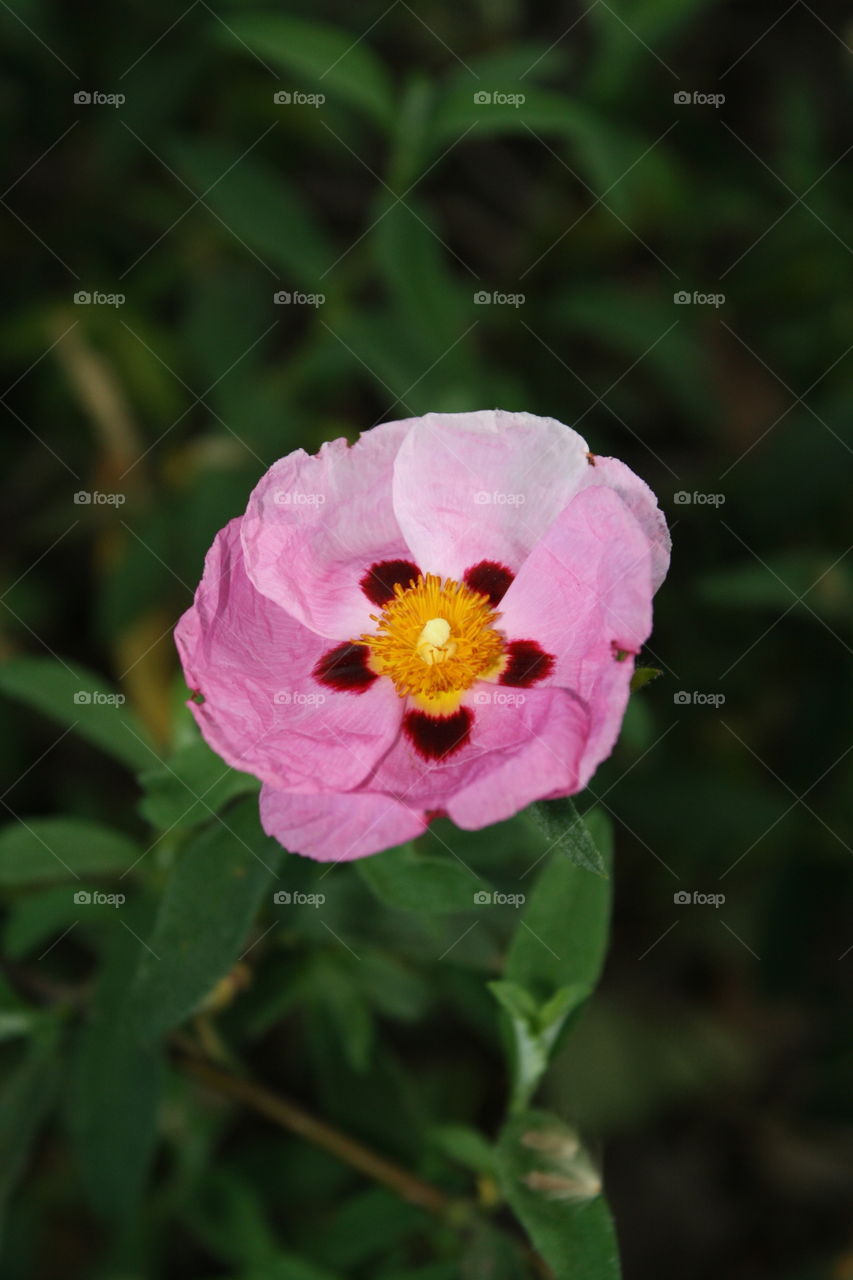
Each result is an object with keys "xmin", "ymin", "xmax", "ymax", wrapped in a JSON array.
[{"xmin": 1, "ymin": 1, "xmax": 852, "ymax": 1277}]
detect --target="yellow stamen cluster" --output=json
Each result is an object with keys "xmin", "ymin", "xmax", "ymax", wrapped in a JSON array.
[{"xmin": 361, "ymin": 574, "xmax": 504, "ymax": 706}]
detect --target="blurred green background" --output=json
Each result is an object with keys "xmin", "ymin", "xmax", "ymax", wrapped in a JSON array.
[{"xmin": 2, "ymin": 1, "xmax": 852, "ymax": 1277}]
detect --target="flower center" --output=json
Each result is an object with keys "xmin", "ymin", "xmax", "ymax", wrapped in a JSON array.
[{"xmin": 361, "ymin": 574, "xmax": 504, "ymax": 706}]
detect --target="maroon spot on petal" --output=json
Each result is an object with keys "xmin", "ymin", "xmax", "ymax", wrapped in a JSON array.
[
  {"xmin": 360, "ymin": 559, "xmax": 421, "ymax": 606},
  {"xmin": 313, "ymin": 642, "xmax": 377, "ymax": 693},
  {"xmin": 499, "ymin": 639, "xmax": 554, "ymax": 688},
  {"xmin": 463, "ymin": 560, "xmax": 515, "ymax": 606},
  {"xmin": 610, "ymin": 640, "xmax": 637, "ymax": 663},
  {"xmin": 404, "ymin": 707, "xmax": 473, "ymax": 761}
]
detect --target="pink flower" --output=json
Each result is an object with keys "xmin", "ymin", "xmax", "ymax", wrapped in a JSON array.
[{"xmin": 175, "ymin": 411, "xmax": 670, "ymax": 862}]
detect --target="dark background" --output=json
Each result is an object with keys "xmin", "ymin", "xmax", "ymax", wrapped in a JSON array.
[{"xmin": 1, "ymin": 1, "xmax": 852, "ymax": 1277}]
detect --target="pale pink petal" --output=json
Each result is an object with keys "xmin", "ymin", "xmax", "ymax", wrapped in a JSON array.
[
  {"xmin": 361, "ymin": 685, "xmax": 587, "ymax": 812},
  {"xmin": 578, "ymin": 454, "xmax": 671, "ymax": 591},
  {"xmin": 497, "ymin": 484, "xmax": 655, "ymax": 785},
  {"xmin": 260, "ymin": 784, "xmax": 426, "ymax": 861},
  {"xmin": 392, "ymin": 411, "xmax": 589, "ymax": 580},
  {"xmin": 240, "ymin": 420, "xmax": 414, "ymax": 639},
  {"xmin": 446, "ymin": 687, "xmax": 590, "ymax": 829},
  {"xmin": 175, "ymin": 518, "xmax": 401, "ymax": 792}
]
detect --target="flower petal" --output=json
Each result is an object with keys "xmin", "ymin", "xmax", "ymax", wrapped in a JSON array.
[
  {"xmin": 497, "ymin": 484, "xmax": 655, "ymax": 785},
  {"xmin": 392, "ymin": 411, "xmax": 589, "ymax": 579},
  {"xmin": 260, "ymin": 784, "xmax": 426, "ymax": 861},
  {"xmin": 446, "ymin": 687, "xmax": 590, "ymax": 829},
  {"xmin": 579, "ymin": 454, "xmax": 671, "ymax": 592},
  {"xmin": 361, "ymin": 684, "xmax": 585, "ymax": 811},
  {"xmin": 175, "ymin": 518, "xmax": 401, "ymax": 792},
  {"xmin": 240, "ymin": 420, "xmax": 413, "ymax": 639}
]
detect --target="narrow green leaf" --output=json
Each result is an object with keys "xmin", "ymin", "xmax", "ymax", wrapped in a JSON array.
[
  {"xmin": 497, "ymin": 1108, "xmax": 620, "ymax": 1279},
  {"xmin": 0, "ymin": 657, "xmax": 154, "ymax": 772},
  {"xmin": 213, "ymin": 16, "xmax": 394, "ymax": 127},
  {"xmin": 507, "ymin": 810, "xmax": 613, "ymax": 1001},
  {"xmin": 0, "ymin": 818, "xmax": 139, "ymax": 886},
  {"xmin": 357, "ymin": 843, "xmax": 479, "ymax": 914},
  {"xmin": 69, "ymin": 904, "xmax": 165, "ymax": 1221},
  {"xmin": 526, "ymin": 797, "xmax": 607, "ymax": 877},
  {"xmin": 168, "ymin": 139, "xmax": 334, "ymax": 286},
  {"xmin": 129, "ymin": 798, "xmax": 281, "ymax": 1041},
  {"xmin": 0, "ymin": 1019, "xmax": 62, "ymax": 1241},
  {"xmin": 138, "ymin": 739, "xmax": 258, "ymax": 832}
]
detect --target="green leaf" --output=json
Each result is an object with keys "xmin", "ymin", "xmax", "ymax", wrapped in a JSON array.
[
  {"xmin": 168, "ymin": 139, "xmax": 334, "ymax": 286},
  {"xmin": 508, "ymin": 810, "xmax": 613, "ymax": 1000},
  {"xmin": 497, "ymin": 1108, "xmax": 620, "ymax": 1279},
  {"xmin": 490, "ymin": 980, "xmax": 590, "ymax": 1112},
  {"xmin": 214, "ymin": 16, "xmax": 394, "ymax": 127},
  {"xmin": 0, "ymin": 818, "xmax": 140, "ymax": 886},
  {"xmin": 429, "ymin": 1123, "xmax": 497, "ymax": 1177},
  {"xmin": 129, "ymin": 798, "xmax": 282, "ymax": 1041},
  {"xmin": 69, "ymin": 904, "xmax": 165, "ymax": 1221},
  {"xmin": 630, "ymin": 666, "xmax": 662, "ymax": 692},
  {"xmin": 0, "ymin": 1019, "xmax": 62, "ymax": 1241},
  {"xmin": 357, "ymin": 843, "xmax": 479, "ymax": 914},
  {"xmin": 526, "ymin": 797, "xmax": 607, "ymax": 877},
  {"xmin": 0, "ymin": 657, "xmax": 155, "ymax": 772},
  {"xmin": 138, "ymin": 739, "xmax": 258, "ymax": 832}
]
